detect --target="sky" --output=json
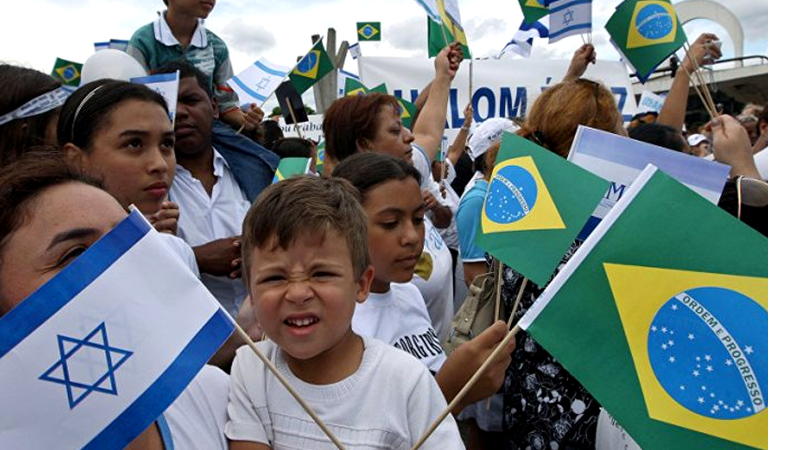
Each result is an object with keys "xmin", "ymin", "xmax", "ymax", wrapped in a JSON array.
[{"xmin": 0, "ymin": 0, "xmax": 768, "ymax": 78}]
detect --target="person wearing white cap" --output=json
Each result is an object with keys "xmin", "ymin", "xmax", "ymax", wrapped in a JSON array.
[{"xmin": 687, "ymin": 133, "xmax": 711, "ymax": 157}]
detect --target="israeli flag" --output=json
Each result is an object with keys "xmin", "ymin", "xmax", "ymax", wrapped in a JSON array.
[
  {"xmin": 547, "ymin": 0, "xmax": 592, "ymax": 44},
  {"xmin": 229, "ymin": 58, "xmax": 290, "ymax": 108},
  {"xmin": 348, "ymin": 42, "xmax": 362, "ymax": 60},
  {"xmin": 131, "ymin": 71, "xmax": 180, "ymax": 125},
  {"xmin": 500, "ymin": 20, "xmax": 549, "ymax": 58},
  {"xmin": 0, "ymin": 210, "xmax": 234, "ymax": 450}
]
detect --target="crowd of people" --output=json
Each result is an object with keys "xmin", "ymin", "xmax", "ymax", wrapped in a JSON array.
[{"xmin": 0, "ymin": 0, "xmax": 767, "ymax": 449}]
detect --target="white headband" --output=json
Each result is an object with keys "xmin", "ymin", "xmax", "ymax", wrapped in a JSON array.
[{"xmin": 0, "ymin": 87, "xmax": 70, "ymax": 126}]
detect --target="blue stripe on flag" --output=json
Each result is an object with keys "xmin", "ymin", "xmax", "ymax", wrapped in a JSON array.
[
  {"xmin": 254, "ymin": 60, "xmax": 286, "ymax": 77},
  {"xmin": 131, "ymin": 72, "xmax": 178, "ymax": 85},
  {"xmin": 548, "ymin": 23, "xmax": 592, "ymax": 39},
  {"xmin": 548, "ymin": 0, "xmax": 592, "ymax": 14},
  {"xmin": 85, "ymin": 308, "xmax": 234, "ymax": 450},
  {"xmin": 0, "ymin": 213, "xmax": 151, "ymax": 358},
  {"xmin": 230, "ymin": 76, "xmax": 268, "ymax": 102}
]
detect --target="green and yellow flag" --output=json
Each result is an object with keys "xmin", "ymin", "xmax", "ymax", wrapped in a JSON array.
[
  {"xmin": 344, "ymin": 78, "xmax": 388, "ymax": 97},
  {"xmin": 315, "ymin": 140, "xmax": 326, "ymax": 175},
  {"xmin": 273, "ymin": 157, "xmax": 312, "ymax": 184},
  {"xmin": 518, "ymin": 0, "xmax": 549, "ymax": 24},
  {"xmin": 51, "ymin": 57, "xmax": 83, "ymax": 87},
  {"xmin": 475, "ymin": 132, "xmax": 609, "ymax": 285},
  {"xmin": 357, "ymin": 22, "xmax": 381, "ymax": 41},
  {"xmin": 427, "ymin": 0, "xmax": 472, "ymax": 59},
  {"xmin": 518, "ymin": 166, "xmax": 767, "ymax": 450},
  {"xmin": 605, "ymin": 0, "xmax": 687, "ymax": 83},
  {"xmin": 289, "ymin": 40, "xmax": 334, "ymax": 94},
  {"xmin": 395, "ymin": 96, "xmax": 417, "ymax": 129}
]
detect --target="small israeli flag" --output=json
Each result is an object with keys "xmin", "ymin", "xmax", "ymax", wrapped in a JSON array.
[
  {"xmin": 0, "ymin": 210, "xmax": 234, "ymax": 450},
  {"xmin": 500, "ymin": 20, "xmax": 549, "ymax": 58},
  {"xmin": 130, "ymin": 71, "xmax": 180, "ymax": 125},
  {"xmin": 547, "ymin": 0, "xmax": 592, "ymax": 44},
  {"xmin": 229, "ymin": 58, "xmax": 290, "ymax": 107},
  {"xmin": 348, "ymin": 42, "xmax": 362, "ymax": 60}
]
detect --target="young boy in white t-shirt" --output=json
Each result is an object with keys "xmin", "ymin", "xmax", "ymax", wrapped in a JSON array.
[{"xmin": 225, "ymin": 175, "xmax": 464, "ymax": 450}]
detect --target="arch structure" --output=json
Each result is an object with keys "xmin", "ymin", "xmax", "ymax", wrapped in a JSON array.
[{"xmin": 675, "ymin": 0, "xmax": 745, "ymax": 67}]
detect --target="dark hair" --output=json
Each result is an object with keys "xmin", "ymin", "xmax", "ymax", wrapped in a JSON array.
[
  {"xmin": 271, "ymin": 137, "xmax": 314, "ymax": 159},
  {"xmin": 56, "ymin": 79, "xmax": 169, "ymax": 150},
  {"xmin": 322, "ymin": 93, "xmax": 401, "ymax": 162},
  {"xmin": 258, "ymin": 119, "xmax": 284, "ymax": 149},
  {"xmin": 628, "ymin": 123, "xmax": 687, "ymax": 153},
  {"xmin": 0, "ymin": 64, "xmax": 62, "ymax": 166},
  {"xmin": 241, "ymin": 175, "xmax": 370, "ymax": 288},
  {"xmin": 153, "ymin": 60, "xmax": 213, "ymax": 99},
  {"xmin": 0, "ymin": 147, "xmax": 102, "ymax": 274},
  {"xmin": 331, "ymin": 152, "xmax": 421, "ymax": 200}
]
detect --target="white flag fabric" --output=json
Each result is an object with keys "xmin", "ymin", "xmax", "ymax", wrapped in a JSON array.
[
  {"xmin": 229, "ymin": 58, "xmax": 290, "ymax": 107},
  {"xmin": 412, "ymin": 0, "xmax": 442, "ymax": 22},
  {"xmin": 349, "ymin": 42, "xmax": 362, "ymax": 60},
  {"xmin": 548, "ymin": 0, "xmax": 592, "ymax": 44},
  {"xmin": 500, "ymin": 20, "xmax": 549, "ymax": 58},
  {"xmin": 0, "ymin": 210, "xmax": 234, "ymax": 450},
  {"xmin": 131, "ymin": 71, "xmax": 180, "ymax": 124}
]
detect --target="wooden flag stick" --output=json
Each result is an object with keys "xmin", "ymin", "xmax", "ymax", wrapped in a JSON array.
[
  {"xmin": 507, "ymin": 277, "xmax": 529, "ymax": 331},
  {"xmin": 493, "ymin": 262, "xmax": 504, "ymax": 323},
  {"xmin": 286, "ymin": 102, "xmax": 305, "ymax": 140},
  {"xmin": 232, "ymin": 323, "xmax": 348, "ymax": 450},
  {"xmin": 410, "ymin": 325, "xmax": 521, "ymax": 450},
  {"xmin": 468, "ymin": 59, "xmax": 474, "ymax": 100},
  {"xmin": 681, "ymin": 64, "xmax": 715, "ymax": 119},
  {"xmin": 681, "ymin": 43, "xmax": 718, "ymax": 118}
]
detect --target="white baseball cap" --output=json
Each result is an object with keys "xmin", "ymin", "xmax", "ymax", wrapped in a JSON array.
[
  {"xmin": 467, "ymin": 118, "xmax": 519, "ymax": 160},
  {"xmin": 687, "ymin": 133, "xmax": 709, "ymax": 147}
]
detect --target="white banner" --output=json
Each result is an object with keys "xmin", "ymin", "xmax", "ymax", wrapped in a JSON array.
[
  {"xmin": 279, "ymin": 114, "xmax": 324, "ymax": 142},
  {"xmin": 358, "ymin": 56, "xmax": 638, "ymax": 141}
]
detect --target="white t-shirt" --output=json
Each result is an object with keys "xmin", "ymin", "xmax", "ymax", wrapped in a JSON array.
[
  {"xmin": 170, "ymin": 149, "xmax": 249, "ymax": 316},
  {"xmin": 353, "ymin": 283, "xmax": 447, "ymax": 373},
  {"xmin": 411, "ymin": 217, "xmax": 454, "ymax": 340},
  {"xmin": 163, "ymin": 365, "xmax": 230, "ymax": 449},
  {"xmin": 225, "ymin": 337, "xmax": 464, "ymax": 450}
]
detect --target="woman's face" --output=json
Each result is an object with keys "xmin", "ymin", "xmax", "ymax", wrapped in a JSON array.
[
  {"xmin": 360, "ymin": 177, "xmax": 425, "ymax": 293},
  {"xmin": 0, "ymin": 183, "xmax": 126, "ymax": 314},
  {"xmin": 363, "ymin": 104, "xmax": 414, "ymax": 162},
  {"xmin": 68, "ymin": 99, "xmax": 175, "ymax": 216}
]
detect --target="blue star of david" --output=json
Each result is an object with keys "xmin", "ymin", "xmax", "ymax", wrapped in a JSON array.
[
  {"xmin": 40, "ymin": 322, "xmax": 133, "ymax": 409},
  {"xmin": 256, "ymin": 77, "xmax": 270, "ymax": 90},
  {"xmin": 563, "ymin": 9, "xmax": 575, "ymax": 26}
]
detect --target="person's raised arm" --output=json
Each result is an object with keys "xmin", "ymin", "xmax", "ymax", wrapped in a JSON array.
[
  {"xmin": 412, "ymin": 43, "xmax": 463, "ymax": 163},
  {"xmin": 563, "ymin": 44, "xmax": 596, "ymax": 81},
  {"xmin": 658, "ymin": 33, "xmax": 720, "ymax": 130},
  {"xmin": 447, "ymin": 104, "xmax": 473, "ymax": 166}
]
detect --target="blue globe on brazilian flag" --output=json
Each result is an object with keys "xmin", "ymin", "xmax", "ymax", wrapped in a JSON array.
[
  {"xmin": 605, "ymin": 0, "xmax": 687, "ymax": 82},
  {"xmin": 519, "ymin": 167, "xmax": 767, "ymax": 450},
  {"xmin": 357, "ymin": 22, "xmax": 381, "ymax": 41},
  {"xmin": 475, "ymin": 132, "xmax": 609, "ymax": 286}
]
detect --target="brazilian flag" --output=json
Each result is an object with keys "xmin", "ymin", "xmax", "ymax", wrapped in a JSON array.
[
  {"xmin": 357, "ymin": 22, "xmax": 381, "ymax": 41},
  {"xmin": 427, "ymin": 0, "xmax": 471, "ymax": 59},
  {"xmin": 344, "ymin": 78, "xmax": 388, "ymax": 97},
  {"xmin": 395, "ymin": 96, "xmax": 417, "ymax": 129},
  {"xmin": 315, "ymin": 140, "xmax": 326, "ymax": 175},
  {"xmin": 273, "ymin": 157, "xmax": 312, "ymax": 184},
  {"xmin": 605, "ymin": 0, "xmax": 687, "ymax": 83},
  {"xmin": 518, "ymin": 0, "xmax": 549, "ymax": 24},
  {"xmin": 289, "ymin": 40, "xmax": 334, "ymax": 94},
  {"xmin": 475, "ymin": 133, "xmax": 608, "ymax": 286},
  {"xmin": 518, "ymin": 167, "xmax": 767, "ymax": 450},
  {"xmin": 51, "ymin": 57, "xmax": 83, "ymax": 87}
]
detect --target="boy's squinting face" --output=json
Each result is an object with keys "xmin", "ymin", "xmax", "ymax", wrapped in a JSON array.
[
  {"xmin": 248, "ymin": 231, "xmax": 372, "ymax": 365},
  {"xmin": 361, "ymin": 178, "xmax": 425, "ymax": 293}
]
